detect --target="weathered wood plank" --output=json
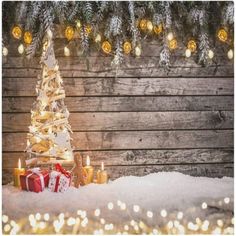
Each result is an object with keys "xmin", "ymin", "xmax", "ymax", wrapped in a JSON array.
[
  {"xmin": 2, "ymin": 96, "xmax": 234, "ymax": 113},
  {"xmin": 2, "ymin": 149, "xmax": 233, "ymax": 168},
  {"xmin": 2, "ymin": 163, "xmax": 233, "ymax": 184},
  {"xmin": 3, "ymin": 77, "xmax": 234, "ymax": 97},
  {"xmin": 2, "ymin": 60, "xmax": 233, "ymax": 77},
  {"xmin": 2, "ymin": 111, "xmax": 234, "ymax": 132},
  {"xmin": 3, "ymin": 130, "xmax": 233, "ymax": 152}
]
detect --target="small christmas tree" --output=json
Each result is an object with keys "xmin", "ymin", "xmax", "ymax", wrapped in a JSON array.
[{"xmin": 26, "ymin": 30, "xmax": 74, "ymax": 165}]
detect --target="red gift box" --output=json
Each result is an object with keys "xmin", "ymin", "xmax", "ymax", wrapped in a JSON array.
[{"xmin": 20, "ymin": 168, "xmax": 49, "ymax": 193}]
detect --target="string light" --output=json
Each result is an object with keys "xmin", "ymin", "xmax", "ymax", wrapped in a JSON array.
[
  {"xmin": 167, "ymin": 32, "xmax": 174, "ymax": 41},
  {"xmin": 201, "ymin": 202, "xmax": 207, "ymax": 209},
  {"xmin": 146, "ymin": 20, "xmax": 153, "ymax": 32},
  {"xmin": 224, "ymin": 197, "xmax": 230, "ymax": 204},
  {"xmin": 2, "ymin": 47, "xmax": 8, "ymax": 56},
  {"xmin": 135, "ymin": 45, "xmax": 141, "ymax": 57},
  {"xmin": 64, "ymin": 46, "xmax": 70, "ymax": 56},
  {"xmin": 227, "ymin": 49, "xmax": 233, "ymax": 59},
  {"xmin": 160, "ymin": 209, "xmax": 167, "ymax": 218},
  {"xmin": 133, "ymin": 205, "xmax": 140, "ymax": 213},
  {"xmin": 95, "ymin": 34, "xmax": 102, "ymax": 43},
  {"xmin": 208, "ymin": 50, "xmax": 214, "ymax": 59},
  {"xmin": 76, "ymin": 20, "xmax": 82, "ymax": 29},
  {"xmin": 18, "ymin": 43, "xmax": 24, "ymax": 54},
  {"xmin": 185, "ymin": 49, "xmax": 191, "ymax": 58},
  {"xmin": 108, "ymin": 202, "xmax": 114, "ymax": 210}
]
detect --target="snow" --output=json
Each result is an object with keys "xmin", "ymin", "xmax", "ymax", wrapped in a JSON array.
[{"xmin": 2, "ymin": 172, "xmax": 233, "ymax": 223}]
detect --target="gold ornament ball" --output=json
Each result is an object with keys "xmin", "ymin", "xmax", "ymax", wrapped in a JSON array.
[
  {"xmin": 12, "ymin": 25, "xmax": 22, "ymax": 39},
  {"xmin": 185, "ymin": 49, "xmax": 191, "ymax": 58},
  {"xmin": 154, "ymin": 24, "xmax": 163, "ymax": 35},
  {"xmin": 146, "ymin": 21, "xmax": 153, "ymax": 32},
  {"xmin": 208, "ymin": 49, "xmax": 214, "ymax": 59},
  {"xmin": 227, "ymin": 49, "xmax": 233, "ymax": 60},
  {"xmin": 187, "ymin": 40, "xmax": 197, "ymax": 53},
  {"xmin": 135, "ymin": 45, "xmax": 141, "ymax": 57},
  {"xmin": 24, "ymin": 31, "xmax": 32, "ymax": 44},
  {"xmin": 85, "ymin": 25, "xmax": 92, "ymax": 35},
  {"xmin": 167, "ymin": 32, "xmax": 174, "ymax": 41},
  {"xmin": 168, "ymin": 38, "xmax": 177, "ymax": 50},
  {"xmin": 2, "ymin": 47, "xmax": 8, "ymax": 56},
  {"xmin": 139, "ymin": 19, "xmax": 147, "ymax": 31},
  {"xmin": 95, "ymin": 34, "xmax": 102, "ymax": 43},
  {"xmin": 123, "ymin": 41, "xmax": 132, "ymax": 54},
  {"xmin": 102, "ymin": 41, "xmax": 112, "ymax": 54},
  {"xmin": 217, "ymin": 28, "xmax": 228, "ymax": 42},
  {"xmin": 65, "ymin": 26, "xmax": 75, "ymax": 41},
  {"xmin": 18, "ymin": 44, "xmax": 24, "ymax": 54}
]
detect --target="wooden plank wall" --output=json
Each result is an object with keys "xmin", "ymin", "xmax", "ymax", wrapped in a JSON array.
[{"xmin": 2, "ymin": 38, "xmax": 234, "ymax": 184}]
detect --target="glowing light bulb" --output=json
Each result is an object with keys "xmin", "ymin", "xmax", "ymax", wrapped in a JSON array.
[
  {"xmin": 108, "ymin": 202, "xmax": 114, "ymax": 210},
  {"xmin": 95, "ymin": 34, "xmax": 102, "ymax": 43},
  {"xmin": 94, "ymin": 208, "xmax": 100, "ymax": 217},
  {"xmin": 135, "ymin": 45, "xmax": 141, "ymax": 57},
  {"xmin": 120, "ymin": 203, "xmax": 126, "ymax": 210},
  {"xmin": 177, "ymin": 211, "xmax": 183, "ymax": 220},
  {"xmin": 35, "ymin": 213, "xmax": 41, "ymax": 220},
  {"xmin": 43, "ymin": 213, "xmax": 50, "ymax": 221},
  {"xmin": 124, "ymin": 225, "xmax": 129, "ymax": 231},
  {"xmin": 167, "ymin": 221, "xmax": 174, "ymax": 229},
  {"xmin": 227, "ymin": 49, "xmax": 233, "ymax": 59},
  {"xmin": 133, "ymin": 205, "xmax": 140, "ymax": 213},
  {"xmin": 167, "ymin": 32, "xmax": 174, "ymax": 41},
  {"xmin": 2, "ymin": 47, "xmax": 8, "ymax": 56},
  {"xmin": 2, "ymin": 215, "xmax": 8, "ymax": 223},
  {"xmin": 147, "ymin": 211, "xmax": 153, "ymax": 218},
  {"xmin": 64, "ymin": 46, "xmax": 70, "ymax": 56},
  {"xmin": 86, "ymin": 156, "xmax": 90, "ymax": 166},
  {"xmin": 185, "ymin": 49, "xmax": 191, "ymax": 58},
  {"xmin": 160, "ymin": 209, "xmax": 167, "ymax": 217},
  {"xmin": 224, "ymin": 197, "xmax": 230, "ymax": 204},
  {"xmin": 18, "ymin": 44, "xmax": 24, "ymax": 54},
  {"xmin": 201, "ymin": 202, "xmax": 207, "ymax": 209},
  {"xmin": 208, "ymin": 50, "xmax": 214, "ymax": 59}
]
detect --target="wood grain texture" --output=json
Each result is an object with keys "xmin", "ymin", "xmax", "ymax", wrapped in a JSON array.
[
  {"xmin": 3, "ymin": 111, "xmax": 233, "ymax": 132},
  {"xmin": 2, "ymin": 163, "xmax": 233, "ymax": 184},
  {"xmin": 3, "ymin": 96, "xmax": 233, "ymax": 112},
  {"xmin": 2, "ymin": 149, "xmax": 233, "ymax": 168},
  {"xmin": 3, "ymin": 130, "xmax": 233, "ymax": 152},
  {"xmin": 3, "ymin": 77, "xmax": 233, "ymax": 97}
]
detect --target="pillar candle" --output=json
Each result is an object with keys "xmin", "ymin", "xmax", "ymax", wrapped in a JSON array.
[
  {"xmin": 83, "ymin": 156, "xmax": 94, "ymax": 184},
  {"xmin": 97, "ymin": 162, "xmax": 108, "ymax": 184},
  {"xmin": 13, "ymin": 159, "xmax": 25, "ymax": 187}
]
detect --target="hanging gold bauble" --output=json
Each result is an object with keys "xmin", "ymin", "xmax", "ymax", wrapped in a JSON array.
[
  {"xmin": 154, "ymin": 24, "xmax": 163, "ymax": 35},
  {"xmin": 65, "ymin": 26, "xmax": 75, "ymax": 41},
  {"xmin": 24, "ymin": 31, "xmax": 32, "ymax": 44},
  {"xmin": 85, "ymin": 25, "xmax": 92, "ymax": 35},
  {"xmin": 187, "ymin": 39, "xmax": 197, "ymax": 53},
  {"xmin": 146, "ymin": 21, "xmax": 153, "ymax": 32},
  {"xmin": 123, "ymin": 41, "xmax": 132, "ymax": 54},
  {"xmin": 12, "ymin": 25, "xmax": 22, "ymax": 39},
  {"xmin": 102, "ymin": 41, "xmax": 112, "ymax": 54},
  {"xmin": 139, "ymin": 19, "xmax": 147, "ymax": 31},
  {"xmin": 217, "ymin": 28, "xmax": 228, "ymax": 42},
  {"xmin": 168, "ymin": 38, "xmax": 177, "ymax": 50}
]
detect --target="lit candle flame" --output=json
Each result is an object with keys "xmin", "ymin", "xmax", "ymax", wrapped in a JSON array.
[
  {"xmin": 18, "ymin": 158, "xmax": 21, "ymax": 169},
  {"xmin": 86, "ymin": 156, "xmax": 90, "ymax": 166},
  {"xmin": 101, "ymin": 162, "xmax": 104, "ymax": 171}
]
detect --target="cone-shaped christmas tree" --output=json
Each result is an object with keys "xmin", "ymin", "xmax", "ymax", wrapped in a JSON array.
[{"xmin": 26, "ymin": 30, "xmax": 74, "ymax": 165}]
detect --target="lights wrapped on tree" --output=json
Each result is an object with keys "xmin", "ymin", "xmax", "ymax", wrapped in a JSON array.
[
  {"xmin": 65, "ymin": 26, "xmax": 75, "ymax": 41},
  {"xmin": 102, "ymin": 41, "xmax": 112, "ymax": 54},
  {"xmin": 12, "ymin": 25, "xmax": 22, "ymax": 39},
  {"xmin": 123, "ymin": 41, "xmax": 132, "ymax": 54},
  {"xmin": 24, "ymin": 31, "xmax": 32, "ymax": 44}
]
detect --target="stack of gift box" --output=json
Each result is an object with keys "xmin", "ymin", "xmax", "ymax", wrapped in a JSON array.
[{"xmin": 13, "ymin": 154, "xmax": 108, "ymax": 193}]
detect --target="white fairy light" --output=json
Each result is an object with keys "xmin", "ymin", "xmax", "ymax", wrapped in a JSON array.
[
  {"xmin": 217, "ymin": 219, "xmax": 223, "ymax": 227},
  {"xmin": 167, "ymin": 32, "xmax": 174, "ymax": 41},
  {"xmin": 133, "ymin": 205, "xmax": 140, "ymax": 213},
  {"xmin": 94, "ymin": 208, "xmax": 101, "ymax": 217},
  {"xmin": 120, "ymin": 203, "xmax": 126, "ymax": 210},
  {"xmin": 18, "ymin": 44, "xmax": 24, "ymax": 54},
  {"xmin": 35, "ymin": 213, "xmax": 41, "ymax": 220},
  {"xmin": 201, "ymin": 202, "xmax": 207, "ymax": 209},
  {"xmin": 64, "ymin": 46, "xmax": 70, "ymax": 56},
  {"xmin": 4, "ymin": 224, "xmax": 11, "ymax": 232},
  {"xmin": 80, "ymin": 211, "xmax": 87, "ymax": 219},
  {"xmin": 67, "ymin": 217, "xmax": 76, "ymax": 226},
  {"xmin": 108, "ymin": 202, "xmax": 114, "ymax": 210},
  {"xmin": 2, "ymin": 215, "xmax": 9, "ymax": 223},
  {"xmin": 167, "ymin": 221, "xmax": 174, "ymax": 229},
  {"xmin": 39, "ymin": 222, "xmax": 46, "ymax": 229},
  {"xmin": 174, "ymin": 220, "xmax": 180, "ymax": 227},
  {"xmin": 160, "ymin": 209, "xmax": 167, "ymax": 218},
  {"xmin": 146, "ymin": 211, "xmax": 153, "ymax": 218},
  {"xmin": 2, "ymin": 47, "xmax": 8, "ymax": 56},
  {"xmin": 208, "ymin": 49, "xmax": 214, "ymax": 59},
  {"xmin": 152, "ymin": 229, "xmax": 159, "ymax": 235},
  {"xmin": 212, "ymin": 227, "xmax": 221, "ymax": 234},
  {"xmin": 231, "ymin": 217, "xmax": 234, "ymax": 225},
  {"xmin": 185, "ymin": 49, "xmax": 191, "ymax": 58},
  {"xmin": 100, "ymin": 218, "xmax": 105, "ymax": 224},
  {"xmin": 224, "ymin": 197, "xmax": 230, "ymax": 204},
  {"xmin": 117, "ymin": 200, "xmax": 122, "ymax": 206},
  {"xmin": 177, "ymin": 211, "xmax": 183, "ymax": 220},
  {"xmin": 95, "ymin": 34, "xmax": 102, "ymax": 43},
  {"xmin": 134, "ymin": 225, "xmax": 139, "ymax": 231},
  {"xmin": 227, "ymin": 49, "xmax": 233, "ymax": 59},
  {"xmin": 201, "ymin": 220, "xmax": 209, "ymax": 231},
  {"xmin": 135, "ymin": 45, "xmax": 141, "ymax": 57},
  {"xmin": 124, "ymin": 225, "xmax": 129, "ymax": 231},
  {"xmin": 130, "ymin": 220, "xmax": 136, "ymax": 226}
]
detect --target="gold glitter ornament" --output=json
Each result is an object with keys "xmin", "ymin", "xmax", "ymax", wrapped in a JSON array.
[
  {"xmin": 139, "ymin": 19, "xmax": 147, "ymax": 31},
  {"xmin": 168, "ymin": 39, "xmax": 177, "ymax": 50},
  {"xmin": 123, "ymin": 41, "xmax": 132, "ymax": 54},
  {"xmin": 102, "ymin": 41, "xmax": 112, "ymax": 54},
  {"xmin": 65, "ymin": 26, "xmax": 75, "ymax": 41},
  {"xmin": 12, "ymin": 25, "xmax": 22, "ymax": 39},
  {"xmin": 187, "ymin": 39, "xmax": 197, "ymax": 53},
  {"xmin": 217, "ymin": 28, "xmax": 228, "ymax": 42},
  {"xmin": 24, "ymin": 31, "xmax": 32, "ymax": 44},
  {"xmin": 154, "ymin": 24, "xmax": 163, "ymax": 35}
]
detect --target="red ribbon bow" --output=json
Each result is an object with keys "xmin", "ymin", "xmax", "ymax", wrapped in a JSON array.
[{"xmin": 55, "ymin": 163, "xmax": 71, "ymax": 178}]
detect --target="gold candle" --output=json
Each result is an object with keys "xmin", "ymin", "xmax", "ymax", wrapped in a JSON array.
[
  {"xmin": 83, "ymin": 156, "xmax": 94, "ymax": 184},
  {"xmin": 13, "ymin": 158, "xmax": 25, "ymax": 187},
  {"xmin": 97, "ymin": 162, "xmax": 108, "ymax": 184}
]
